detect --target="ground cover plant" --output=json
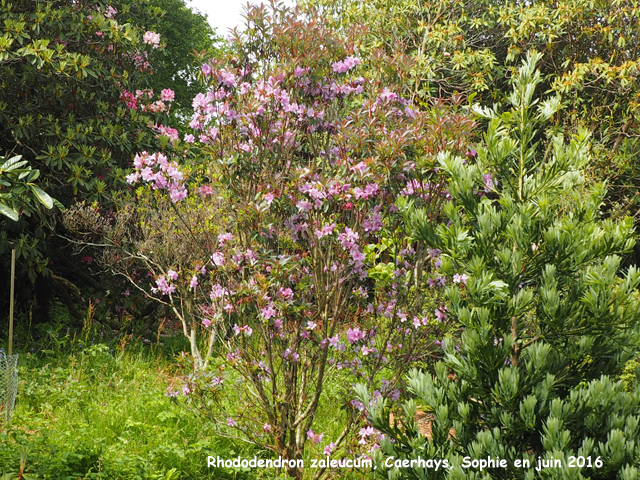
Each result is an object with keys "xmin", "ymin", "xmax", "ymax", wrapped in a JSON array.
[{"xmin": 0, "ymin": 321, "xmax": 261, "ymax": 479}]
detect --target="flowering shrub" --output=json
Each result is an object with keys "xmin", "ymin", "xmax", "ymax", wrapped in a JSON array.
[{"xmin": 112, "ymin": 3, "xmax": 475, "ymax": 477}]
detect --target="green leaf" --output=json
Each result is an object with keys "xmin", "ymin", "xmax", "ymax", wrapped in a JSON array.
[
  {"xmin": 29, "ymin": 185, "xmax": 54, "ymax": 209},
  {"xmin": 0, "ymin": 203, "xmax": 19, "ymax": 221},
  {"xmin": 0, "ymin": 154, "xmax": 27, "ymax": 171}
]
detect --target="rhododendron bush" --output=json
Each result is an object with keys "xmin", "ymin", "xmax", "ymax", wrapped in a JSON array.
[{"xmin": 83, "ymin": 3, "xmax": 475, "ymax": 477}]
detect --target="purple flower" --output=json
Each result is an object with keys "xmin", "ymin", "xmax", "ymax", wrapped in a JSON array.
[
  {"xmin": 332, "ymin": 56, "xmax": 361, "ymax": 73},
  {"xmin": 324, "ymin": 442, "xmax": 336, "ymax": 456},
  {"xmin": 346, "ymin": 327, "xmax": 366, "ymax": 344},
  {"xmin": 210, "ymin": 252, "xmax": 225, "ymax": 267},
  {"xmin": 260, "ymin": 302, "xmax": 277, "ymax": 320}
]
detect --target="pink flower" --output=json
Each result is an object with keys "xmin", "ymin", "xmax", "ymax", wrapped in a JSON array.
[
  {"xmin": 143, "ymin": 31, "xmax": 161, "ymax": 48},
  {"xmin": 263, "ymin": 423, "xmax": 272, "ymax": 433},
  {"xmin": 201, "ymin": 63, "xmax": 212, "ymax": 77},
  {"xmin": 260, "ymin": 302, "xmax": 277, "ymax": 320},
  {"xmin": 167, "ymin": 269, "xmax": 178, "ymax": 280},
  {"xmin": 126, "ymin": 172, "xmax": 140, "ymax": 184},
  {"xmin": 189, "ymin": 275, "xmax": 198, "ymax": 290},
  {"xmin": 202, "ymin": 318, "xmax": 211, "ymax": 328},
  {"xmin": 296, "ymin": 199, "xmax": 313, "ymax": 212},
  {"xmin": 210, "ymin": 252, "xmax": 225, "ymax": 267},
  {"xmin": 182, "ymin": 385, "xmax": 191, "ymax": 395},
  {"xmin": 161, "ymin": 88, "xmax": 175, "ymax": 102},
  {"xmin": 484, "ymin": 173, "xmax": 497, "ymax": 192},
  {"xmin": 264, "ymin": 192, "xmax": 275, "ymax": 205},
  {"xmin": 346, "ymin": 327, "xmax": 366, "ymax": 344},
  {"xmin": 233, "ymin": 324, "xmax": 252, "ymax": 336},
  {"xmin": 283, "ymin": 348, "xmax": 300, "ymax": 362},
  {"xmin": 324, "ymin": 442, "xmax": 336, "ymax": 456},
  {"xmin": 435, "ymin": 307, "xmax": 447, "ymax": 321},
  {"xmin": 307, "ymin": 430, "xmax": 324, "ymax": 444},
  {"xmin": 453, "ymin": 273, "xmax": 469, "ymax": 284},
  {"xmin": 184, "ymin": 134, "xmax": 195, "ymax": 143},
  {"xmin": 217, "ymin": 69, "xmax": 237, "ymax": 87},
  {"xmin": 332, "ymin": 55, "xmax": 361, "ymax": 73},
  {"xmin": 314, "ymin": 223, "xmax": 336, "ymax": 238},
  {"xmin": 210, "ymin": 284, "xmax": 230, "ymax": 299},
  {"xmin": 218, "ymin": 233, "xmax": 233, "ymax": 245},
  {"xmin": 198, "ymin": 185, "xmax": 214, "ymax": 196},
  {"xmin": 277, "ymin": 288, "xmax": 294, "ymax": 300},
  {"xmin": 153, "ymin": 276, "xmax": 176, "ymax": 296},
  {"xmin": 170, "ymin": 186, "xmax": 187, "ymax": 203},
  {"xmin": 227, "ymin": 418, "xmax": 236, "ymax": 427}
]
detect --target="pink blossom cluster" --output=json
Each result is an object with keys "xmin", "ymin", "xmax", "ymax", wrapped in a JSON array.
[
  {"xmin": 153, "ymin": 124, "xmax": 179, "ymax": 143},
  {"xmin": 332, "ymin": 55, "xmax": 361, "ymax": 73},
  {"xmin": 151, "ymin": 274, "xmax": 175, "ymax": 295},
  {"xmin": 119, "ymin": 88, "xmax": 174, "ymax": 113},
  {"xmin": 358, "ymin": 426, "xmax": 377, "ymax": 445},
  {"xmin": 233, "ymin": 324, "xmax": 253, "ymax": 336},
  {"xmin": 126, "ymin": 151, "xmax": 187, "ymax": 203},
  {"xmin": 143, "ymin": 31, "xmax": 161, "ymax": 48},
  {"xmin": 307, "ymin": 430, "xmax": 324, "ymax": 444},
  {"xmin": 346, "ymin": 327, "xmax": 366, "ymax": 344}
]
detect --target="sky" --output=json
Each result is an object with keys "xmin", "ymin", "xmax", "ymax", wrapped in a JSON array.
[{"xmin": 185, "ymin": 0, "xmax": 290, "ymax": 38}]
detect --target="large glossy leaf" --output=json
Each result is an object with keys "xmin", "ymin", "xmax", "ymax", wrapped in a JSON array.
[
  {"xmin": 0, "ymin": 203, "xmax": 19, "ymax": 221},
  {"xmin": 0, "ymin": 154, "xmax": 27, "ymax": 172},
  {"xmin": 29, "ymin": 185, "xmax": 54, "ymax": 209}
]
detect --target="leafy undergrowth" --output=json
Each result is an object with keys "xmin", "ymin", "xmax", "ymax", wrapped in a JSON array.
[{"xmin": 0, "ymin": 338, "xmax": 263, "ymax": 479}]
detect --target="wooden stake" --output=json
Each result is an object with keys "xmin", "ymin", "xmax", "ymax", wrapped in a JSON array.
[{"xmin": 8, "ymin": 249, "xmax": 15, "ymax": 357}]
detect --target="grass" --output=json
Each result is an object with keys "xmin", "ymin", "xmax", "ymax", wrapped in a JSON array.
[
  {"xmin": 0, "ymin": 330, "xmax": 261, "ymax": 479},
  {"xmin": 0, "ymin": 304, "xmax": 378, "ymax": 480}
]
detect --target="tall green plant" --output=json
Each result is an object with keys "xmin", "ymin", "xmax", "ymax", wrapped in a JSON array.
[{"xmin": 358, "ymin": 52, "xmax": 640, "ymax": 480}]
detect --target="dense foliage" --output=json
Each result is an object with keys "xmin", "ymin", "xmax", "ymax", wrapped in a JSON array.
[
  {"xmin": 303, "ymin": 0, "xmax": 640, "ymax": 231},
  {"xmin": 359, "ymin": 53, "xmax": 640, "ymax": 480},
  {"xmin": 0, "ymin": 0, "xmax": 217, "ymax": 323}
]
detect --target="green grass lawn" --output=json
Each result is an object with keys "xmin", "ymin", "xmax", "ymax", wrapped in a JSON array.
[{"xmin": 0, "ymin": 336, "xmax": 262, "ymax": 479}]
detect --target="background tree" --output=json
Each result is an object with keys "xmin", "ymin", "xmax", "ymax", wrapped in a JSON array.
[
  {"xmin": 0, "ymin": 0, "xmax": 184, "ymax": 322},
  {"xmin": 359, "ymin": 53, "xmax": 640, "ymax": 480},
  {"xmin": 113, "ymin": 0, "xmax": 221, "ymax": 122}
]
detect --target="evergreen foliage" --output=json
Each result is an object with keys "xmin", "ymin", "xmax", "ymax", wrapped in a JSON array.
[{"xmin": 359, "ymin": 53, "xmax": 640, "ymax": 480}]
